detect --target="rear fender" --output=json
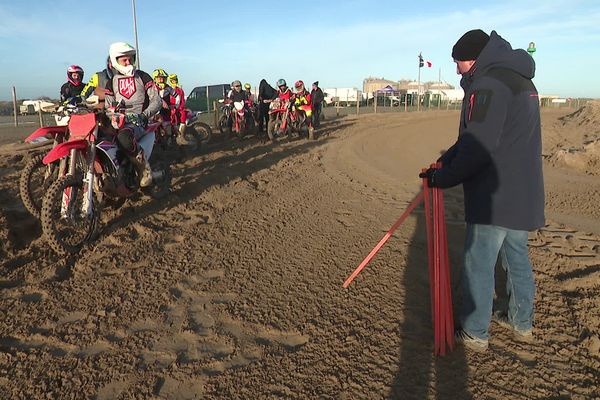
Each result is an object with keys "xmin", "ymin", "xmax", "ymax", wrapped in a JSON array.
[
  {"xmin": 25, "ymin": 126, "xmax": 68, "ymax": 143},
  {"xmin": 42, "ymin": 140, "xmax": 88, "ymax": 165}
]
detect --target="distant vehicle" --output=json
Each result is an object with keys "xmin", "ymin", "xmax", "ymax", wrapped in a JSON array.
[
  {"xmin": 19, "ymin": 100, "xmax": 57, "ymax": 115},
  {"xmin": 187, "ymin": 84, "xmax": 230, "ymax": 112},
  {"xmin": 323, "ymin": 88, "xmax": 362, "ymax": 106}
]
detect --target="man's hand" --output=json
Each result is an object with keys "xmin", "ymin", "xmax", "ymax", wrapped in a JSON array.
[
  {"xmin": 419, "ymin": 168, "xmax": 439, "ymax": 187},
  {"xmin": 126, "ymin": 113, "xmax": 148, "ymax": 128}
]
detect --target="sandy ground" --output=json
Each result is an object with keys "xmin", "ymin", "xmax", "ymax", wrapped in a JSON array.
[{"xmin": 0, "ymin": 107, "xmax": 598, "ymax": 399}]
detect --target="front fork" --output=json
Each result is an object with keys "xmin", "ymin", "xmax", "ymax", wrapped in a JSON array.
[
  {"xmin": 61, "ymin": 135, "xmax": 97, "ymax": 219},
  {"xmin": 82, "ymin": 145, "xmax": 96, "ymax": 217}
]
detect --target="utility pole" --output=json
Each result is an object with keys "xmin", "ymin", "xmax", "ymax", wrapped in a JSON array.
[
  {"xmin": 417, "ymin": 52, "xmax": 422, "ymax": 111},
  {"xmin": 12, "ymin": 86, "xmax": 18, "ymax": 127},
  {"xmin": 132, "ymin": 0, "xmax": 140, "ymax": 68}
]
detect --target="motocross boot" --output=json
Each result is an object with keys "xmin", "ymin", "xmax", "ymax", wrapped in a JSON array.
[{"xmin": 131, "ymin": 149, "xmax": 153, "ymax": 187}]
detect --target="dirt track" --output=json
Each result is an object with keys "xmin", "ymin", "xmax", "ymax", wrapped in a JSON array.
[{"xmin": 0, "ymin": 110, "xmax": 599, "ymax": 399}]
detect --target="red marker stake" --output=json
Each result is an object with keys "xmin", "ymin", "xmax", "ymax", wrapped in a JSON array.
[{"xmin": 343, "ymin": 192, "xmax": 424, "ymax": 288}]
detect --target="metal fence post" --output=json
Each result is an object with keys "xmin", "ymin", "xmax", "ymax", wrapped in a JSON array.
[
  {"xmin": 374, "ymin": 93, "xmax": 377, "ymax": 114},
  {"xmin": 206, "ymin": 85, "xmax": 209, "ymax": 113},
  {"xmin": 12, "ymin": 86, "xmax": 18, "ymax": 127},
  {"xmin": 213, "ymin": 100, "xmax": 218, "ymax": 128},
  {"xmin": 38, "ymin": 104, "xmax": 44, "ymax": 127}
]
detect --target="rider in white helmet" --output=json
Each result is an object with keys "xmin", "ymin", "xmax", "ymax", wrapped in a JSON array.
[{"xmin": 104, "ymin": 42, "xmax": 161, "ymax": 187}]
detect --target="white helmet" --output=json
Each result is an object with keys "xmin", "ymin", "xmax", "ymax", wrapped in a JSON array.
[{"xmin": 109, "ymin": 42, "xmax": 137, "ymax": 76}]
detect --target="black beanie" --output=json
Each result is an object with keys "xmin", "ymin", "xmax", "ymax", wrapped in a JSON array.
[{"xmin": 452, "ymin": 29, "xmax": 490, "ymax": 61}]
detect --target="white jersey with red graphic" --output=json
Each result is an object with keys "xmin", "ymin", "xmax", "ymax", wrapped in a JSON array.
[{"xmin": 104, "ymin": 70, "xmax": 161, "ymax": 119}]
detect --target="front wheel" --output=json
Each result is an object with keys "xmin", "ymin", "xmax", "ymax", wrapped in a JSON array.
[
  {"xmin": 41, "ymin": 175, "xmax": 100, "ymax": 255},
  {"xmin": 19, "ymin": 153, "xmax": 59, "ymax": 218},
  {"xmin": 218, "ymin": 115, "xmax": 231, "ymax": 136},
  {"xmin": 267, "ymin": 117, "xmax": 281, "ymax": 141},
  {"xmin": 189, "ymin": 121, "xmax": 212, "ymax": 143}
]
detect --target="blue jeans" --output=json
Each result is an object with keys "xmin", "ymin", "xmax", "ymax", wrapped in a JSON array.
[{"xmin": 460, "ymin": 224, "xmax": 535, "ymax": 340}]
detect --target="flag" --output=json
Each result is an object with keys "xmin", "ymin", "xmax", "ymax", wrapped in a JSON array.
[{"xmin": 419, "ymin": 53, "xmax": 433, "ymax": 68}]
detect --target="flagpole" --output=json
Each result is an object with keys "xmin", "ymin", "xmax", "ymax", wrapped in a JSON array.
[{"xmin": 132, "ymin": 0, "xmax": 140, "ymax": 69}]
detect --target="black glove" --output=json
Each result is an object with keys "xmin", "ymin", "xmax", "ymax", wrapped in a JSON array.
[
  {"xmin": 419, "ymin": 168, "xmax": 439, "ymax": 187},
  {"xmin": 126, "ymin": 113, "xmax": 148, "ymax": 128}
]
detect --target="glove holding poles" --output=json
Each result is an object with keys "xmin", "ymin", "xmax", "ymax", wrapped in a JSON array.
[{"xmin": 419, "ymin": 167, "xmax": 439, "ymax": 187}]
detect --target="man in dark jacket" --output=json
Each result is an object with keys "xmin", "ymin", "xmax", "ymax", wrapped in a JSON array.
[
  {"xmin": 420, "ymin": 30, "xmax": 544, "ymax": 352},
  {"xmin": 258, "ymin": 79, "xmax": 277, "ymax": 133},
  {"xmin": 311, "ymin": 81, "xmax": 324, "ymax": 128}
]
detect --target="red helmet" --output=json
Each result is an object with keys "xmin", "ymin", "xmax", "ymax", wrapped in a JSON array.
[
  {"xmin": 294, "ymin": 80, "xmax": 304, "ymax": 90},
  {"xmin": 67, "ymin": 65, "xmax": 84, "ymax": 86}
]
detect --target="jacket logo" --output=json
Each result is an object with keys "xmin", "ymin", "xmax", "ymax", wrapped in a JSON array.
[{"xmin": 118, "ymin": 77, "xmax": 136, "ymax": 99}]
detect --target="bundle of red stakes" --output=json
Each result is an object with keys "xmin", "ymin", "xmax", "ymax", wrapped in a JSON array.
[
  {"xmin": 343, "ymin": 162, "xmax": 454, "ymax": 356},
  {"xmin": 422, "ymin": 162, "xmax": 454, "ymax": 356}
]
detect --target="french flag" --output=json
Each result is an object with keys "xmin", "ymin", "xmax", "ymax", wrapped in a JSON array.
[{"xmin": 424, "ymin": 60, "xmax": 432, "ymax": 68}]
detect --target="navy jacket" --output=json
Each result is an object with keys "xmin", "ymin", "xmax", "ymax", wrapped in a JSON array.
[{"xmin": 437, "ymin": 31, "xmax": 545, "ymax": 231}]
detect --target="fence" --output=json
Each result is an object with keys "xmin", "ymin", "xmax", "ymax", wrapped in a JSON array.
[
  {"xmin": 2, "ymin": 89, "xmax": 593, "ymax": 132},
  {"xmin": 319, "ymin": 93, "xmax": 592, "ymax": 120}
]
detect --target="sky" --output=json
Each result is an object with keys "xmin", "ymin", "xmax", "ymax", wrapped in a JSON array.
[{"xmin": 1, "ymin": 0, "xmax": 599, "ymax": 100}]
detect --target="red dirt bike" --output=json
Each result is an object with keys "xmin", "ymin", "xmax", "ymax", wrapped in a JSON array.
[
  {"xmin": 267, "ymin": 99, "xmax": 313, "ymax": 140},
  {"xmin": 19, "ymin": 104, "xmax": 83, "ymax": 218},
  {"xmin": 40, "ymin": 106, "xmax": 171, "ymax": 255},
  {"xmin": 267, "ymin": 98, "xmax": 293, "ymax": 140},
  {"xmin": 218, "ymin": 99, "xmax": 255, "ymax": 139}
]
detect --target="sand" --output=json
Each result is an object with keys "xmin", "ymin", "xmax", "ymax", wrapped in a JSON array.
[{"xmin": 0, "ymin": 108, "xmax": 598, "ymax": 399}]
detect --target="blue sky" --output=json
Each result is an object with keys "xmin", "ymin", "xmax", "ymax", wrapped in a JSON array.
[{"xmin": 1, "ymin": 0, "xmax": 599, "ymax": 100}]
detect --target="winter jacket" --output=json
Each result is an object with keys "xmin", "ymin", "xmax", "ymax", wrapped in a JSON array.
[
  {"xmin": 436, "ymin": 31, "xmax": 544, "ymax": 231},
  {"xmin": 258, "ymin": 79, "xmax": 277, "ymax": 101},
  {"xmin": 311, "ymin": 87, "xmax": 324, "ymax": 104}
]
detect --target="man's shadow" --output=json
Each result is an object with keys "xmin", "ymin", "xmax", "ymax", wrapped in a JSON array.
[{"xmin": 388, "ymin": 185, "xmax": 472, "ymax": 399}]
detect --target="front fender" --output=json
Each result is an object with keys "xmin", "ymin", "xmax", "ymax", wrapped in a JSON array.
[
  {"xmin": 42, "ymin": 140, "xmax": 88, "ymax": 165},
  {"xmin": 25, "ymin": 126, "xmax": 68, "ymax": 143}
]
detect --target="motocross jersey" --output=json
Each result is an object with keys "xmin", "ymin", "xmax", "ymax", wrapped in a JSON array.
[
  {"xmin": 156, "ymin": 84, "xmax": 175, "ymax": 120},
  {"xmin": 170, "ymin": 86, "xmax": 186, "ymax": 124},
  {"xmin": 245, "ymin": 90, "xmax": 255, "ymax": 104},
  {"xmin": 277, "ymin": 88, "xmax": 293, "ymax": 102},
  {"xmin": 60, "ymin": 82, "xmax": 84, "ymax": 103},
  {"xmin": 81, "ymin": 69, "xmax": 111, "ymax": 99},
  {"xmin": 104, "ymin": 70, "xmax": 161, "ymax": 119},
  {"xmin": 294, "ymin": 90, "xmax": 312, "ymax": 107}
]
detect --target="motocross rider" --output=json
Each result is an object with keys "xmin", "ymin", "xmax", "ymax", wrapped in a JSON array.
[
  {"xmin": 228, "ymin": 80, "xmax": 248, "ymax": 103},
  {"xmin": 276, "ymin": 79, "xmax": 293, "ymax": 102},
  {"xmin": 152, "ymin": 69, "xmax": 183, "ymax": 144},
  {"xmin": 168, "ymin": 73, "xmax": 188, "ymax": 137},
  {"xmin": 293, "ymin": 80, "xmax": 315, "ymax": 138},
  {"xmin": 60, "ymin": 65, "xmax": 85, "ymax": 103},
  {"xmin": 228, "ymin": 80, "xmax": 253, "ymax": 125},
  {"xmin": 104, "ymin": 42, "xmax": 161, "ymax": 187},
  {"xmin": 244, "ymin": 83, "xmax": 255, "ymax": 104}
]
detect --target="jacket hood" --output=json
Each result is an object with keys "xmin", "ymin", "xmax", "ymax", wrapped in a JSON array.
[{"xmin": 471, "ymin": 31, "xmax": 535, "ymax": 80}]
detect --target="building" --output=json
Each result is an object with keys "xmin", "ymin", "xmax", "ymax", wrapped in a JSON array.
[
  {"xmin": 364, "ymin": 77, "xmax": 454, "ymax": 95},
  {"xmin": 363, "ymin": 77, "xmax": 399, "ymax": 94}
]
